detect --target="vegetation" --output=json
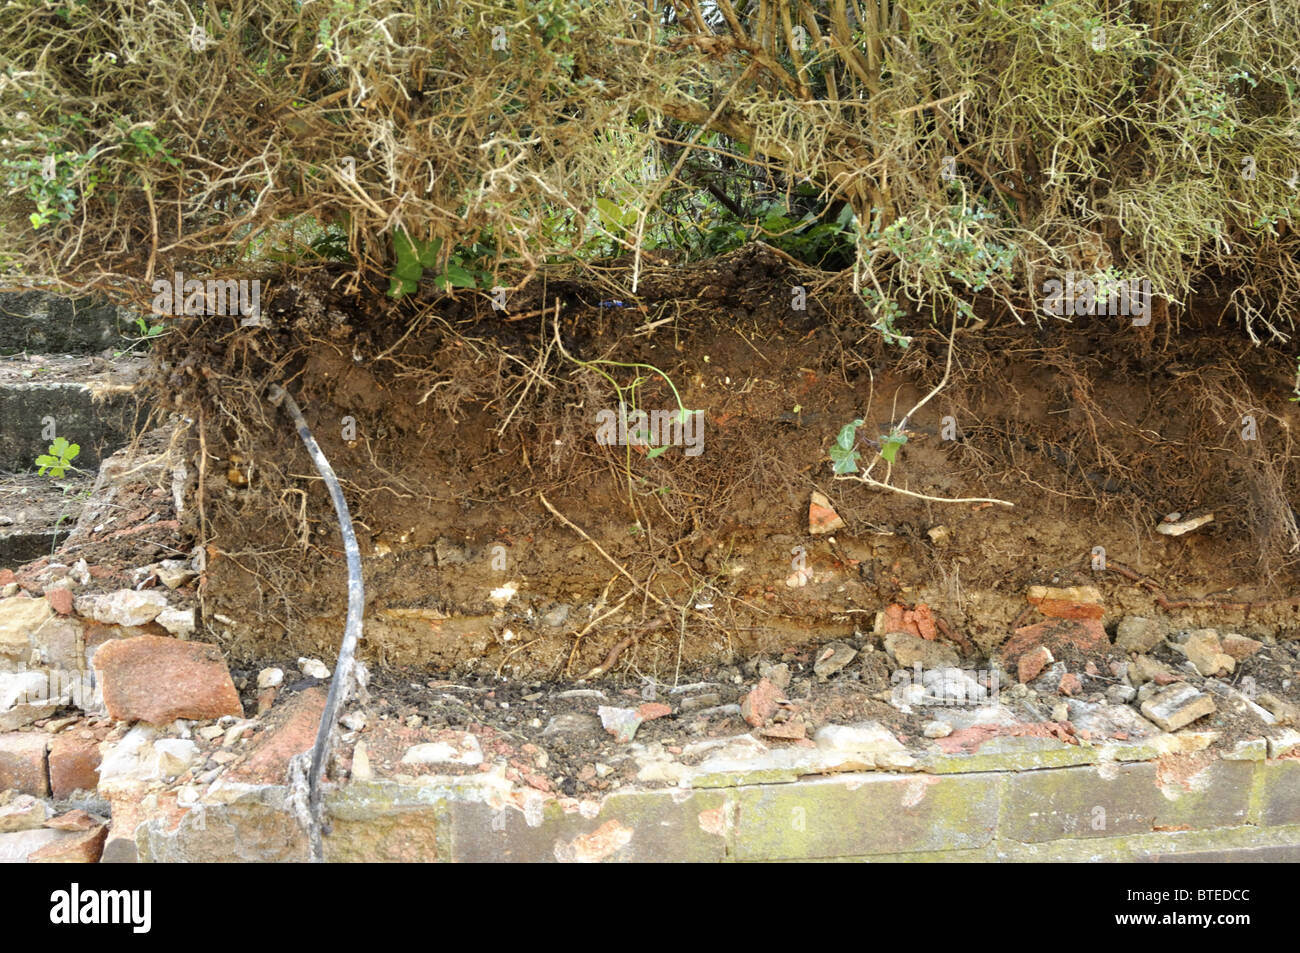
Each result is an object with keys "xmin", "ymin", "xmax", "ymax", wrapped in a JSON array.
[{"xmin": 0, "ymin": 1, "xmax": 1296, "ymax": 342}]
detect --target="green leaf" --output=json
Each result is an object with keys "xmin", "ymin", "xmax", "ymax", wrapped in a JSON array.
[
  {"xmin": 879, "ymin": 431, "xmax": 908, "ymax": 464},
  {"xmin": 437, "ymin": 263, "xmax": 477, "ymax": 288},
  {"xmin": 835, "ymin": 419, "xmax": 864, "ymax": 451},
  {"xmin": 647, "ymin": 445, "xmax": 669, "ymax": 459}
]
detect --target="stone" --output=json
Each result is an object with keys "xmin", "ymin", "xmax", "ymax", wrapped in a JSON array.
[
  {"xmin": 1066, "ymin": 699, "xmax": 1161, "ymax": 738},
  {"xmin": 93, "ymin": 635, "xmax": 242, "ymax": 723},
  {"xmin": 155, "ymin": 607, "xmax": 195, "ymax": 637},
  {"xmin": 0, "ymin": 828, "xmax": 66, "ymax": 862},
  {"xmin": 541, "ymin": 605, "xmax": 570, "ymax": 628},
  {"xmin": 1129, "ymin": 654, "xmax": 1181, "ymax": 686},
  {"xmin": 400, "ymin": 733, "xmax": 484, "ymax": 766},
  {"xmin": 813, "ymin": 641, "xmax": 857, "ymax": 678},
  {"xmin": 0, "ymin": 594, "xmax": 53, "ymax": 659},
  {"xmin": 256, "ymin": 667, "xmax": 284, "ymax": 689},
  {"xmin": 1259, "ymin": 693, "xmax": 1299, "ymax": 726},
  {"xmin": 48, "ymin": 732, "xmax": 102, "ymax": 798},
  {"xmin": 1184, "ymin": 630, "xmax": 1235, "ymax": 677},
  {"xmin": 196, "ymin": 725, "xmax": 224, "ymax": 741},
  {"xmin": 154, "ymin": 739, "xmax": 199, "ymax": 778},
  {"xmin": 0, "ymin": 792, "xmax": 48, "ymax": 832},
  {"xmin": 1018, "ymin": 646, "xmax": 1053, "ymax": 683},
  {"xmin": 884, "ymin": 632, "xmax": 959, "ymax": 669},
  {"xmin": 1105, "ymin": 683, "xmax": 1137, "ymax": 704},
  {"xmin": 598, "ymin": 706, "xmax": 645, "ymax": 744},
  {"xmin": 88, "ymin": 589, "xmax": 168, "ymax": 627},
  {"xmin": 1115, "ymin": 616, "xmax": 1166, "ymax": 654},
  {"xmin": 923, "ymin": 721, "xmax": 953, "ymax": 739},
  {"xmin": 298, "ymin": 657, "xmax": 330, "ymax": 680},
  {"xmin": 740, "ymin": 678, "xmax": 783, "ymax": 727},
  {"xmin": 1141, "ymin": 683, "xmax": 1216, "ymax": 732},
  {"xmin": 1058, "ymin": 672, "xmax": 1083, "ymax": 696},
  {"xmin": 0, "ymin": 731, "xmax": 49, "ymax": 796},
  {"xmin": 351, "ymin": 741, "xmax": 372, "ymax": 780},
  {"xmin": 340, "ymin": 711, "xmax": 366, "ymax": 732},
  {"xmin": 0, "ymin": 670, "xmax": 57, "ymax": 730},
  {"xmin": 921, "ymin": 667, "xmax": 988, "ymax": 705},
  {"xmin": 814, "ymin": 723, "xmax": 906, "ymax": 757},
  {"xmin": 44, "ymin": 809, "xmax": 105, "ymax": 831},
  {"xmin": 679, "ymin": 693, "xmax": 721, "ymax": 712},
  {"xmin": 542, "ymin": 712, "xmax": 602, "ymax": 736},
  {"xmin": 1026, "ymin": 585, "xmax": 1104, "ymax": 620},
  {"xmin": 757, "ymin": 661, "xmax": 791, "ymax": 691},
  {"xmin": 97, "ymin": 725, "xmax": 161, "ymax": 790},
  {"xmin": 808, "ymin": 491, "xmax": 845, "ymax": 534},
  {"xmin": 1220, "ymin": 633, "xmax": 1263, "ymax": 661},
  {"xmin": 28, "ymin": 824, "xmax": 107, "ymax": 863},
  {"xmin": 155, "ymin": 562, "xmax": 196, "ymax": 590},
  {"xmin": 760, "ymin": 718, "xmax": 807, "ymax": 740}
]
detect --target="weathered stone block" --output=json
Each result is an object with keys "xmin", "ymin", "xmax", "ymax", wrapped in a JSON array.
[{"xmin": 733, "ymin": 772, "xmax": 1000, "ymax": 860}]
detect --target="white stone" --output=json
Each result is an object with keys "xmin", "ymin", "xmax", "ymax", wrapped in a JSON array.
[
  {"xmin": 0, "ymin": 794, "xmax": 49, "ymax": 832},
  {"xmin": 155, "ymin": 607, "xmax": 195, "ymax": 637},
  {"xmin": 341, "ymin": 711, "xmax": 367, "ymax": 731},
  {"xmin": 489, "ymin": 583, "xmax": 518, "ymax": 606},
  {"xmin": 98, "ymin": 725, "xmax": 160, "ymax": 790},
  {"xmin": 256, "ymin": 667, "xmax": 283, "ymax": 689},
  {"xmin": 351, "ymin": 741, "xmax": 373, "ymax": 780},
  {"xmin": 400, "ymin": 734, "xmax": 483, "ymax": 767},
  {"xmin": 814, "ymin": 722, "xmax": 907, "ymax": 757},
  {"xmin": 298, "ymin": 657, "xmax": 330, "ymax": 680},
  {"xmin": 923, "ymin": 721, "xmax": 953, "ymax": 739},
  {"xmin": 90, "ymin": 589, "xmax": 168, "ymax": 627},
  {"xmin": 154, "ymin": 739, "xmax": 199, "ymax": 778},
  {"xmin": 197, "ymin": 725, "xmax": 224, "ymax": 741},
  {"xmin": 0, "ymin": 595, "xmax": 52, "ymax": 657},
  {"xmin": 0, "ymin": 670, "xmax": 52, "ymax": 711}
]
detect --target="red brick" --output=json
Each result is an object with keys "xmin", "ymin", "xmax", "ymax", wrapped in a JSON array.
[
  {"xmin": 45, "ymin": 588, "xmax": 73, "ymax": 616},
  {"xmin": 740, "ymin": 678, "xmax": 782, "ymax": 727},
  {"xmin": 48, "ymin": 733, "xmax": 102, "ymax": 799},
  {"xmin": 881, "ymin": 603, "xmax": 939, "ymax": 641},
  {"xmin": 1018, "ymin": 646, "xmax": 1052, "ymax": 683},
  {"xmin": 232, "ymin": 688, "xmax": 326, "ymax": 782},
  {"xmin": 28, "ymin": 825, "xmax": 106, "ymax": 863},
  {"xmin": 636, "ymin": 702, "xmax": 672, "ymax": 722},
  {"xmin": 93, "ymin": 634, "xmax": 242, "ymax": 724},
  {"xmin": 0, "ymin": 732, "xmax": 49, "ymax": 796},
  {"xmin": 999, "ymin": 617, "xmax": 1109, "ymax": 668}
]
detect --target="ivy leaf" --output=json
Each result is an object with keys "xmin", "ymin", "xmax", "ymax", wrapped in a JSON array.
[
  {"xmin": 434, "ymin": 263, "xmax": 477, "ymax": 289},
  {"xmin": 879, "ymin": 431, "xmax": 908, "ymax": 464},
  {"xmin": 835, "ymin": 418, "xmax": 865, "ymax": 451}
]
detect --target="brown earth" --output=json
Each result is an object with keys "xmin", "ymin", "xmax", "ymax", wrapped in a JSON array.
[{"xmin": 150, "ymin": 243, "xmax": 1300, "ymax": 683}]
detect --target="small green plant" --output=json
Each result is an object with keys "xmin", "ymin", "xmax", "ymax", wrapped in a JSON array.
[
  {"xmin": 828, "ymin": 417, "xmax": 908, "ymax": 473},
  {"xmin": 386, "ymin": 229, "xmax": 492, "ymax": 298},
  {"xmin": 828, "ymin": 419, "xmax": 865, "ymax": 474},
  {"xmin": 35, "ymin": 437, "xmax": 80, "ymax": 478}
]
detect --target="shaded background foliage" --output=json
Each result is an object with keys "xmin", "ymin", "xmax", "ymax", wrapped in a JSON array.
[{"xmin": 0, "ymin": 0, "xmax": 1297, "ymax": 339}]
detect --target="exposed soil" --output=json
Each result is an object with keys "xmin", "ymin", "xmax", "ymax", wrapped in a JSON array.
[{"xmin": 152, "ymin": 244, "xmax": 1300, "ymax": 686}]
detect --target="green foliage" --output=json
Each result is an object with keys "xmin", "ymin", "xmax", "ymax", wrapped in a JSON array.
[
  {"xmin": 828, "ymin": 419, "xmax": 865, "ymax": 474},
  {"xmin": 35, "ymin": 437, "xmax": 80, "ymax": 478},
  {"xmin": 386, "ymin": 230, "xmax": 492, "ymax": 298}
]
